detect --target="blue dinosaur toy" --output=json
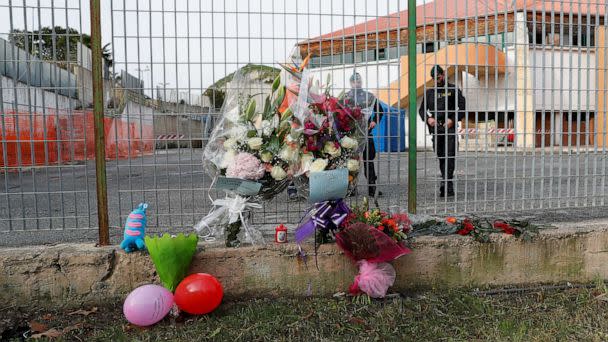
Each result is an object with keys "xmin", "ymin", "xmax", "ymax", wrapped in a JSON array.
[{"xmin": 120, "ymin": 203, "xmax": 148, "ymax": 253}]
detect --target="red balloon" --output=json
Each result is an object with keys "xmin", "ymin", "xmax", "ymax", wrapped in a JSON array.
[{"xmin": 174, "ymin": 273, "xmax": 223, "ymax": 315}]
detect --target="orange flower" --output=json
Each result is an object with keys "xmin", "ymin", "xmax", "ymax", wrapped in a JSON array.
[
  {"xmin": 278, "ymin": 91, "xmax": 297, "ymax": 114},
  {"xmin": 364, "ymin": 212, "xmax": 370, "ymax": 219},
  {"xmin": 446, "ymin": 217, "xmax": 457, "ymax": 224},
  {"xmin": 299, "ymin": 54, "xmax": 311, "ymax": 71},
  {"xmin": 348, "ymin": 175, "xmax": 354, "ymax": 182}
]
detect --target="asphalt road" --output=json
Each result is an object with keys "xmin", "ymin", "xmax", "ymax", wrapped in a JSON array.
[{"xmin": 2, "ymin": 148, "xmax": 608, "ymax": 246}]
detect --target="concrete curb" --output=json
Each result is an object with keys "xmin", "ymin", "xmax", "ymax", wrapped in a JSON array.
[{"xmin": 1, "ymin": 221, "xmax": 608, "ymax": 307}]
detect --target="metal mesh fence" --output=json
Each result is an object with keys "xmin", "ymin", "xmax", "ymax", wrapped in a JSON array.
[
  {"xmin": 0, "ymin": 0, "xmax": 98, "ymax": 241},
  {"xmin": 1, "ymin": 0, "xmax": 607, "ymax": 246}
]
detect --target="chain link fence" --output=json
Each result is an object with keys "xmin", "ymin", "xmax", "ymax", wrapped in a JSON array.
[{"xmin": 1, "ymin": 0, "xmax": 607, "ymax": 246}]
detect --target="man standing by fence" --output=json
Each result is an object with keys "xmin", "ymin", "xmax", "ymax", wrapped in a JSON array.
[
  {"xmin": 418, "ymin": 65, "xmax": 466, "ymax": 198},
  {"xmin": 342, "ymin": 72, "xmax": 385, "ymax": 198}
]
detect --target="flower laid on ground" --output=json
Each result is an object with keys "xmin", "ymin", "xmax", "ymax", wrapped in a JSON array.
[
  {"xmin": 409, "ymin": 216, "xmax": 551, "ymax": 242},
  {"xmin": 340, "ymin": 197, "xmax": 410, "ymax": 244},
  {"xmin": 334, "ymin": 197, "xmax": 411, "ymax": 298}
]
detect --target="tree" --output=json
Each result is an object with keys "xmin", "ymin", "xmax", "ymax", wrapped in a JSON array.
[{"xmin": 8, "ymin": 26, "xmax": 112, "ymax": 66}]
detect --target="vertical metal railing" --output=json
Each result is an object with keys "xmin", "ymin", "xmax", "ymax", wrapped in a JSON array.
[
  {"xmin": 1, "ymin": 1, "xmax": 608, "ymax": 246},
  {"xmin": 90, "ymin": 0, "xmax": 109, "ymax": 245}
]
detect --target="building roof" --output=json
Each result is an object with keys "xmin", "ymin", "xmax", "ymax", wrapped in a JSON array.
[{"xmin": 310, "ymin": 0, "xmax": 606, "ymax": 42}]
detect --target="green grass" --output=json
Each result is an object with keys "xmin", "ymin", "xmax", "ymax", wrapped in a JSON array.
[{"xmin": 5, "ymin": 286, "xmax": 608, "ymax": 341}]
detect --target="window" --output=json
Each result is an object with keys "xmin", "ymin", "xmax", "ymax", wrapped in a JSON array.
[
  {"xmin": 355, "ymin": 49, "xmax": 375, "ymax": 63},
  {"xmin": 343, "ymin": 52, "xmax": 354, "ymax": 64},
  {"xmin": 378, "ymin": 48, "xmax": 387, "ymax": 60},
  {"xmin": 530, "ymin": 24, "xmax": 596, "ymax": 48}
]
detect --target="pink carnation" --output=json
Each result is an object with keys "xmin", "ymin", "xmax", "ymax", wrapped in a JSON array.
[{"xmin": 226, "ymin": 152, "xmax": 265, "ymax": 180}]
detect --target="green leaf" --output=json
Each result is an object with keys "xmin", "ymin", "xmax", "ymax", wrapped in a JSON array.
[
  {"xmin": 247, "ymin": 130, "xmax": 258, "ymax": 138},
  {"xmin": 144, "ymin": 233, "xmax": 199, "ymax": 292},
  {"xmin": 267, "ymin": 136, "xmax": 281, "ymax": 154},
  {"xmin": 263, "ymin": 97, "xmax": 271, "ymax": 119},
  {"xmin": 274, "ymin": 86, "xmax": 285, "ymax": 109},
  {"xmin": 208, "ymin": 327, "xmax": 222, "ymax": 339},
  {"xmin": 271, "ymin": 75, "xmax": 281, "ymax": 93},
  {"xmin": 245, "ymin": 99, "xmax": 257, "ymax": 121},
  {"xmin": 280, "ymin": 108, "xmax": 293, "ymax": 122}
]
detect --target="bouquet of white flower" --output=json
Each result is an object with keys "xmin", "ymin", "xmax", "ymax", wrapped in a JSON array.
[{"xmin": 198, "ymin": 68, "xmax": 297, "ymax": 246}]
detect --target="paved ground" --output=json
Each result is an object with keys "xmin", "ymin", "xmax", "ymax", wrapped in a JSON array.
[{"xmin": 1, "ymin": 148, "xmax": 608, "ymax": 246}]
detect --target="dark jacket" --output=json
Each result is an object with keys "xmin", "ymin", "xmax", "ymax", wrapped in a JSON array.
[{"xmin": 418, "ymin": 83, "xmax": 466, "ymax": 132}]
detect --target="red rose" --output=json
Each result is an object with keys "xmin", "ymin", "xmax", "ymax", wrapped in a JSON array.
[
  {"xmin": 457, "ymin": 219, "xmax": 475, "ymax": 235},
  {"xmin": 306, "ymin": 137, "xmax": 319, "ymax": 151},
  {"xmin": 304, "ymin": 121, "xmax": 316, "ymax": 130},
  {"xmin": 352, "ymin": 107, "xmax": 362, "ymax": 120},
  {"xmin": 324, "ymin": 97, "xmax": 339, "ymax": 112},
  {"xmin": 494, "ymin": 221, "xmax": 516, "ymax": 235}
]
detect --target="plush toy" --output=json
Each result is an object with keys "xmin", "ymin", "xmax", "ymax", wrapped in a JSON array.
[{"xmin": 120, "ymin": 203, "xmax": 148, "ymax": 253}]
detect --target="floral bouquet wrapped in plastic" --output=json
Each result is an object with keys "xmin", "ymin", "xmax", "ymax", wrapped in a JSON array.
[
  {"xmin": 196, "ymin": 67, "xmax": 296, "ymax": 246},
  {"xmin": 335, "ymin": 198, "xmax": 411, "ymax": 298},
  {"xmin": 282, "ymin": 63, "xmax": 367, "ymax": 198}
]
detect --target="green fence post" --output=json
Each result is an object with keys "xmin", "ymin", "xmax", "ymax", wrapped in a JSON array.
[
  {"xmin": 90, "ymin": 0, "xmax": 110, "ymax": 245},
  {"xmin": 407, "ymin": 0, "xmax": 417, "ymax": 214}
]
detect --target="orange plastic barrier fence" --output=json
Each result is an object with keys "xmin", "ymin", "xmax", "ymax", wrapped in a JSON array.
[
  {"xmin": 0, "ymin": 111, "xmax": 58, "ymax": 168},
  {"xmin": 1, "ymin": 111, "xmax": 153, "ymax": 169}
]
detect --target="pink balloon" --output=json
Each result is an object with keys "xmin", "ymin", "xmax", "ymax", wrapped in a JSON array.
[{"xmin": 123, "ymin": 284, "xmax": 174, "ymax": 326}]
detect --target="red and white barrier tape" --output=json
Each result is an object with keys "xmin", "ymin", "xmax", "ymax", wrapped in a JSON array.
[
  {"xmin": 458, "ymin": 128, "xmax": 515, "ymax": 134},
  {"xmin": 459, "ymin": 129, "xmax": 562, "ymax": 134},
  {"xmin": 156, "ymin": 134, "xmax": 185, "ymax": 140}
]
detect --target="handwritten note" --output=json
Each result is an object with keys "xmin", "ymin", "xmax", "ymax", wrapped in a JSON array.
[{"xmin": 309, "ymin": 168, "xmax": 348, "ymax": 203}]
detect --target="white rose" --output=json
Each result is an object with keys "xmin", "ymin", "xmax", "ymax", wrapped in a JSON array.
[
  {"xmin": 300, "ymin": 153, "xmax": 314, "ymax": 172},
  {"xmin": 309, "ymin": 158, "xmax": 328, "ymax": 173},
  {"xmin": 340, "ymin": 136, "xmax": 358, "ymax": 150},
  {"xmin": 229, "ymin": 125, "xmax": 249, "ymax": 141},
  {"xmin": 260, "ymin": 120, "xmax": 274, "ymax": 136},
  {"xmin": 279, "ymin": 145, "xmax": 299, "ymax": 162},
  {"xmin": 224, "ymin": 138, "xmax": 237, "ymax": 150},
  {"xmin": 270, "ymin": 166, "xmax": 287, "ymax": 181},
  {"xmin": 347, "ymin": 159, "xmax": 360, "ymax": 172},
  {"xmin": 248, "ymin": 137, "xmax": 264, "ymax": 150},
  {"xmin": 261, "ymin": 151, "xmax": 273, "ymax": 163},
  {"xmin": 220, "ymin": 150, "xmax": 237, "ymax": 169},
  {"xmin": 323, "ymin": 141, "xmax": 341, "ymax": 158}
]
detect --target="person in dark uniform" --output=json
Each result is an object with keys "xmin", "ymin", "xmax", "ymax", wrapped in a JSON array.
[
  {"xmin": 418, "ymin": 65, "xmax": 466, "ymax": 197},
  {"xmin": 342, "ymin": 72, "xmax": 385, "ymax": 197}
]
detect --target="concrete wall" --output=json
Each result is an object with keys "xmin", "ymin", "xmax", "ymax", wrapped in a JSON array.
[
  {"xmin": 2, "ymin": 222, "xmax": 608, "ymax": 307},
  {"xmin": 1, "ymin": 75, "xmax": 80, "ymax": 113},
  {"xmin": 153, "ymin": 114, "xmax": 204, "ymax": 148}
]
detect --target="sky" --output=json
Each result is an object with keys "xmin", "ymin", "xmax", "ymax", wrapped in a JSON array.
[{"xmin": 0, "ymin": 0, "xmax": 428, "ymax": 98}]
